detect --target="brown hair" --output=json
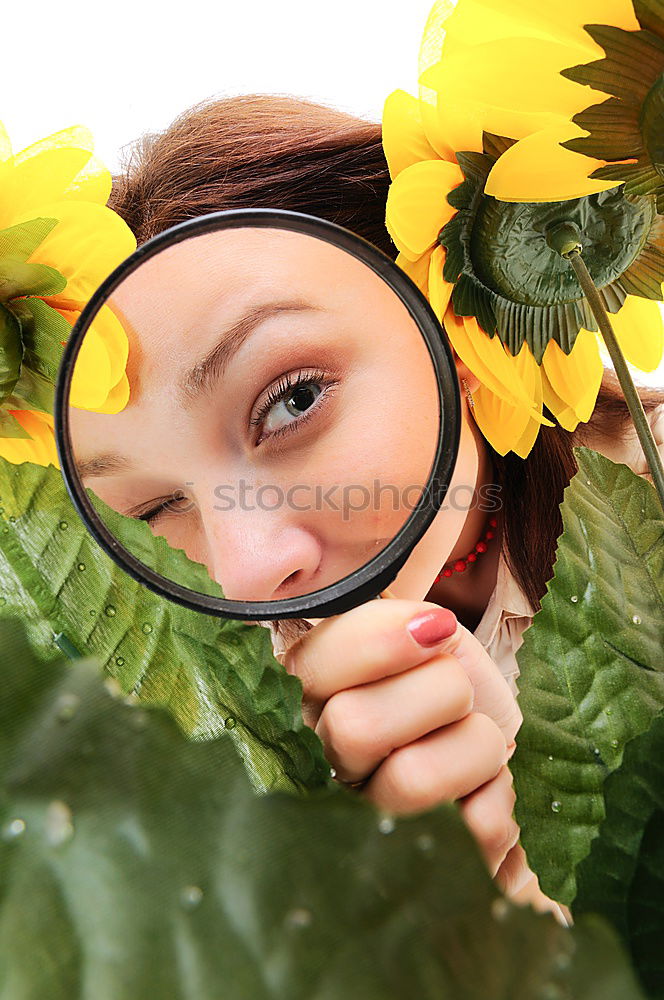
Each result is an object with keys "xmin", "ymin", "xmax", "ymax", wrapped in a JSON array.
[{"xmin": 109, "ymin": 94, "xmax": 663, "ymax": 648}]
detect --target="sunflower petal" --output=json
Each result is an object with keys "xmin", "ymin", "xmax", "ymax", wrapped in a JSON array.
[
  {"xmin": 93, "ymin": 373, "xmax": 130, "ymax": 414},
  {"xmin": 386, "ymin": 160, "xmax": 464, "ymax": 261},
  {"xmin": 383, "ymin": 90, "xmax": 438, "ymax": 180},
  {"xmin": 428, "ymin": 244, "xmax": 453, "ymax": 322},
  {"xmin": 485, "ymin": 121, "xmax": 624, "ymax": 202},
  {"xmin": 472, "ymin": 382, "xmax": 538, "ymax": 456},
  {"xmin": 430, "ymin": 0, "xmax": 638, "ymax": 54},
  {"xmin": 0, "ymin": 120, "xmax": 13, "ymax": 164},
  {"xmin": 607, "ymin": 295, "xmax": 664, "ymax": 372},
  {"xmin": 0, "ymin": 410, "xmax": 58, "ymax": 467},
  {"xmin": 542, "ymin": 329, "xmax": 604, "ymax": 424},
  {"xmin": 421, "ymin": 37, "xmax": 606, "ymax": 142},
  {"xmin": 396, "ymin": 251, "xmax": 431, "ymax": 298},
  {"xmin": 69, "ymin": 329, "xmax": 113, "ymax": 409},
  {"xmin": 90, "ymin": 306, "xmax": 130, "ymax": 387},
  {"xmin": 0, "ymin": 146, "xmax": 94, "ymax": 224},
  {"xmin": 444, "ymin": 307, "xmax": 554, "ymax": 422},
  {"xmin": 503, "ymin": 340, "xmax": 555, "ymax": 455},
  {"xmin": 540, "ymin": 370, "xmax": 583, "ymax": 431},
  {"xmin": 17, "ymin": 201, "xmax": 136, "ymax": 302},
  {"xmin": 417, "ymin": 0, "xmax": 461, "ymax": 160},
  {"xmin": 511, "ymin": 412, "xmax": 546, "ymax": 458}
]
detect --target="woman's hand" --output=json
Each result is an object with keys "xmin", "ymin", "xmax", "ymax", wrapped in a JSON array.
[{"xmin": 281, "ymin": 599, "xmax": 527, "ymax": 888}]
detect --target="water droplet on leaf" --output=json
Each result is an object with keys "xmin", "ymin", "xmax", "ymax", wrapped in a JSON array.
[
  {"xmin": 632, "ymin": 615, "xmax": 641, "ymax": 625},
  {"xmin": 491, "ymin": 898, "xmax": 510, "ymax": 922},
  {"xmin": 285, "ymin": 907, "xmax": 312, "ymax": 929},
  {"xmin": 378, "ymin": 815, "xmax": 395, "ymax": 835},
  {"xmin": 77, "ymin": 563, "xmax": 86, "ymax": 572},
  {"xmin": 2, "ymin": 818, "xmax": 26, "ymax": 841},
  {"xmin": 570, "ymin": 595, "xmax": 578, "ymax": 603},
  {"xmin": 553, "ymin": 951, "xmax": 572, "ymax": 972},
  {"xmin": 130, "ymin": 710, "xmax": 148, "ymax": 730},
  {"xmin": 416, "ymin": 834, "xmax": 434, "ymax": 853},
  {"xmin": 59, "ymin": 521, "xmax": 68, "ymax": 530},
  {"xmin": 539, "ymin": 986, "xmax": 563, "ymax": 1000},
  {"xmin": 45, "ymin": 800, "xmax": 74, "ymax": 847},
  {"xmin": 611, "ymin": 739, "xmax": 619, "ymax": 750},
  {"xmin": 103, "ymin": 677, "xmax": 123, "ymax": 700},
  {"xmin": 551, "ymin": 800, "xmax": 562, "ymax": 813},
  {"xmin": 115, "ymin": 656, "xmax": 125, "ymax": 666},
  {"xmin": 104, "ymin": 605, "xmax": 116, "ymax": 618},
  {"xmin": 224, "ymin": 716, "xmax": 236, "ymax": 730},
  {"xmin": 8, "ymin": 516, "xmax": 15, "ymax": 523},
  {"xmin": 141, "ymin": 623, "xmax": 153, "ymax": 634},
  {"xmin": 56, "ymin": 693, "xmax": 80, "ymax": 723},
  {"xmin": 180, "ymin": 885, "xmax": 204, "ymax": 910}
]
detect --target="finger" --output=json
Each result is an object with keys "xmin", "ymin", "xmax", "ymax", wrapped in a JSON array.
[
  {"xmin": 284, "ymin": 599, "xmax": 521, "ymax": 751},
  {"xmin": 458, "ymin": 765, "xmax": 519, "ymax": 876},
  {"xmin": 432, "ymin": 622, "xmax": 522, "ymax": 750},
  {"xmin": 283, "ymin": 599, "xmax": 458, "ymax": 701},
  {"xmin": 494, "ymin": 842, "xmax": 536, "ymax": 898},
  {"xmin": 361, "ymin": 712, "xmax": 506, "ymax": 814},
  {"xmin": 315, "ymin": 656, "xmax": 474, "ymax": 783}
]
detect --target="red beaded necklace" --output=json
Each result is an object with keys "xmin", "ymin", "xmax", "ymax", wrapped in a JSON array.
[{"xmin": 433, "ymin": 515, "xmax": 498, "ymax": 584}]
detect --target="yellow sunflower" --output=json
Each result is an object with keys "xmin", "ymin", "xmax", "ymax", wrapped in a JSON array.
[
  {"xmin": 0, "ymin": 121, "xmax": 136, "ymax": 468},
  {"xmin": 384, "ymin": 0, "xmax": 664, "ymax": 458}
]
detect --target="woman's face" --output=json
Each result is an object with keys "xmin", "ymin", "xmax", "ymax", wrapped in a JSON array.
[{"xmin": 69, "ymin": 228, "xmax": 480, "ymax": 606}]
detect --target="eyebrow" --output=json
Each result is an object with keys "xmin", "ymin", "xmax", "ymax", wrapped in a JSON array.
[
  {"xmin": 177, "ymin": 299, "xmax": 321, "ymax": 405},
  {"xmin": 74, "ymin": 299, "xmax": 321, "ymax": 479},
  {"xmin": 75, "ymin": 453, "xmax": 133, "ymax": 478}
]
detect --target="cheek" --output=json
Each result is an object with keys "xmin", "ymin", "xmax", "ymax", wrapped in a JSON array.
[
  {"xmin": 302, "ymin": 364, "xmax": 439, "ymax": 541},
  {"xmin": 384, "ymin": 413, "xmax": 481, "ymax": 599}
]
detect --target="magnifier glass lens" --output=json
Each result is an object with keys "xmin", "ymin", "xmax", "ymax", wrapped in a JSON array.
[{"xmin": 57, "ymin": 214, "xmax": 459, "ymax": 620}]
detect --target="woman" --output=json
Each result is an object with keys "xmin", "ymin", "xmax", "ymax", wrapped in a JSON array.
[{"xmin": 105, "ymin": 94, "xmax": 664, "ymax": 915}]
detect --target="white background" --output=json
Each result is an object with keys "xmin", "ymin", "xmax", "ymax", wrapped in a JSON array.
[{"xmin": 7, "ymin": 0, "xmax": 664, "ymax": 387}]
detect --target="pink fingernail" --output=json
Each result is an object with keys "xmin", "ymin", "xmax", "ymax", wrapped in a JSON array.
[{"xmin": 407, "ymin": 608, "xmax": 457, "ymax": 647}]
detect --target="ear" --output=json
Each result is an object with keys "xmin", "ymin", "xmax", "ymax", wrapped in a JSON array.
[{"xmin": 451, "ymin": 348, "xmax": 481, "ymax": 395}]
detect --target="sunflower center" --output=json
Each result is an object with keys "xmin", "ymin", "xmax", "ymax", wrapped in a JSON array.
[
  {"xmin": 641, "ymin": 72, "xmax": 664, "ymax": 180},
  {"xmin": 471, "ymin": 188, "xmax": 654, "ymax": 306}
]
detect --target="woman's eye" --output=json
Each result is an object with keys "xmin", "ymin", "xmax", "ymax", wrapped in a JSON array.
[
  {"xmin": 250, "ymin": 368, "xmax": 338, "ymax": 445},
  {"xmin": 127, "ymin": 494, "xmax": 193, "ymax": 525}
]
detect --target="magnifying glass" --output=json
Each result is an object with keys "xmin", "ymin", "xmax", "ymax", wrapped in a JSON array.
[{"xmin": 54, "ymin": 209, "xmax": 461, "ymax": 621}]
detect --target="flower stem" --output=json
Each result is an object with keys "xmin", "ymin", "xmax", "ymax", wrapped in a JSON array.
[{"xmin": 568, "ymin": 252, "xmax": 664, "ymax": 509}]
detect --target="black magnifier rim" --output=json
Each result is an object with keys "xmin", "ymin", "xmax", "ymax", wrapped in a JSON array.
[{"xmin": 55, "ymin": 208, "xmax": 461, "ymax": 621}]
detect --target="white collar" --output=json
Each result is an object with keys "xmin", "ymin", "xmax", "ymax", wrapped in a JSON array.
[{"xmin": 473, "ymin": 548, "xmax": 538, "ymax": 648}]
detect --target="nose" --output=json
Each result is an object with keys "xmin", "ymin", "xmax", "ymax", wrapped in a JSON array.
[{"xmin": 199, "ymin": 498, "xmax": 324, "ymax": 604}]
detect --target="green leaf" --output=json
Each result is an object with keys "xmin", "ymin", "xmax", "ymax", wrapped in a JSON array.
[
  {"xmin": 0, "ymin": 458, "xmax": 329, "ymax": 794},
  {"xmin": 574, "ymin": 711, "xmax": 664, "ymax": 1000},
  {"xmin": 0, "ymin": 304, "xmax": 21, "ymax": 405},
  {"xmin": 0, "ymin": 259, "xmax": 66, "ymax": 302},
  {"xmin": 89, "ymin": 487, "xmax": 226, "ymax": 597},
  {"xmin": 0, "ymin": 616, "xmax": 646, "ymax": 1000},
  {"xmin": 6, "ymin": 364, "xmax": 56, "ymax": 413},
  {"xmin": 11, "ymin": 297, "xmax": 70, "ymax": 384},
  {"xmin": 0, "ymin": 218, "xmax": 59, "ymax": 262},
  {"xmin": 511, "ymin": 447, "xmax": 664, "ymax": 905},
  {"xmin": 0, "ymin": 411, "xmax": 31, "ymax": 440}
]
